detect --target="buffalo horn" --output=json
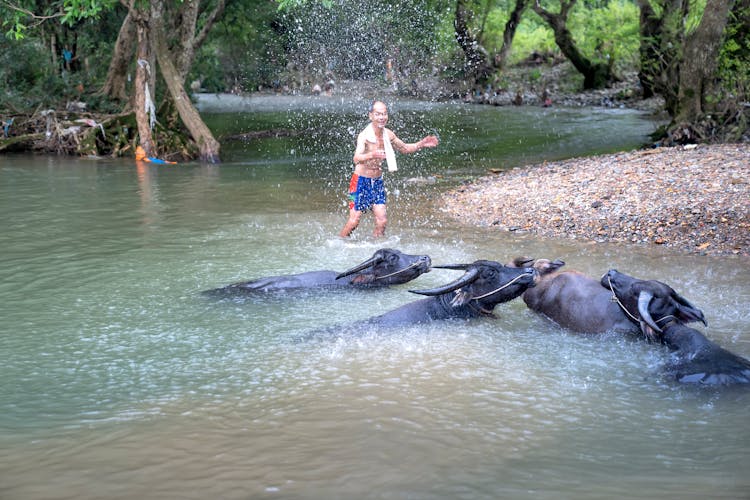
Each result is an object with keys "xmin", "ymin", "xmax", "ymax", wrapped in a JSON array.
[
  {"xmin": 637, "ymin": 291, "xmax": 662, "ymax": 333},
  {"xmin": 409, "ymin": 268, "xmax": 480, "ymax": 296},
  {"xmin": 336, "ymin": 253, "xmax": 383, "ymax": 279}
]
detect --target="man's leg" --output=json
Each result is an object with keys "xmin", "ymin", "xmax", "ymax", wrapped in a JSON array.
[
  {"xmin": 340, "ymin": 208, "xmax": 362, "ymax": 237},
  {"xmin": 372, "ymin": 204, "xmax": 387, "ymax": 237}
]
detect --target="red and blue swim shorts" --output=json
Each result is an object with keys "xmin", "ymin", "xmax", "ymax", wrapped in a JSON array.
[{"xmin": 347, "ymin": 174, "xmax": 386, "ymax": 211}]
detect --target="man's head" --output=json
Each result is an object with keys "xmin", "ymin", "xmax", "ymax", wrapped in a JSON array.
[{"xmin": 368, "ymin": 100, "xmax": 389, "ymax": 129}]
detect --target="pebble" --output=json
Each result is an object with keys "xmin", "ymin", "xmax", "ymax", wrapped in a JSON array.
[{"xmin": 440, "ymin": 144, "xmax": 749, "ymax": 256}]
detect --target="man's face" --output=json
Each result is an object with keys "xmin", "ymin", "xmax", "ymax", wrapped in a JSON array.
[{"xmin": 369, "ymin": 102, "xmax": 388, "ymax": 129}]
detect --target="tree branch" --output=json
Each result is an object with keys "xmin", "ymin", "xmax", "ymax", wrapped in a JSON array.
[
  {"xmin": 194, "ymin": 0, "xmax": 226, "ymax": 51},
  {"xmin": 0, "ymin": 0, "xmax": 63, "ymax": 20}
]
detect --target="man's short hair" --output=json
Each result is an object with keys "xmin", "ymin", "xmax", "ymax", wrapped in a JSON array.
[{"xmin": 369, "ymin": 100, "xmax": 387, "ymax": 112}]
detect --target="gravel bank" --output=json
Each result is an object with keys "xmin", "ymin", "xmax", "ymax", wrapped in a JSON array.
[{"xmin": 440, "ymin": 143, "xmax": 749, "ymax": 256}]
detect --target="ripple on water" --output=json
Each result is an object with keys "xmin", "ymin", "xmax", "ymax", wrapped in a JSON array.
[{"xmin": 2, "ymin": 128, "xmax": 749, "ymax": 499}]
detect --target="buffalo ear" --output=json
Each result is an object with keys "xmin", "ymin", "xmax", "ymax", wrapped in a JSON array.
[
  {"xmin": 547, "ymin": 259, "xmax": 565, "ymax": 271},
  {"xmin": 350, "ymin": 274, "xmax": 376, "ymax": 285},
  {"xmin": 673, "ymin": 295, "xmax": 708, "ymax": 326},
  {"xmin": 511, "ymin": 256, "xmax": 534, "ymax": 267}
]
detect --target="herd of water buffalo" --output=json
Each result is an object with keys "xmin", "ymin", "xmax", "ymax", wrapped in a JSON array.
[{"xmin": 206, "ymin": 248, "xmax": 750, "ymax": 386}]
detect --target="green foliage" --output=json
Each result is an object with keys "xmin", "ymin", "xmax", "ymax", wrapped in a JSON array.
[
  {"xmin": 0, "ymin": 38, "xmax": 50, "ymax": 94},
  {"xmin": 60, "ymin": 0, "xmax": 117, "ymax": 25},
  {"xmin": 277, "ymin": 0, "xmax": 333, "ymax": 8},
  {"xmin": 274, "ymin": 0, "xmax": 453, "ymax": 81},
  {"xmin": 569, "ymin": 0, "xmax": 640, "ymax": 72},
  {"xmin": 2, "ymin": 6, "xmax": 29, "ymax": 40},
  {"xmin": 714, "ymin": 3, "xmax": 750, "ymax": 114},
  {"xmin": 504, "ymin": 23, "xmax": 557, "ymax": 62},
  {"xmin": 2, "ymin": 0, "xmax": 118, "ymax": 39},
  {"xmin": 0, "ymin": 8, "xmax": 121, "ymax": 112},
  {"xmin": 191, "ymin": 0, "xmax": 287, "ymax": 92},
  {"xmin": 485, "ymin": 0, "xmax": 640, "ymax": 73}
]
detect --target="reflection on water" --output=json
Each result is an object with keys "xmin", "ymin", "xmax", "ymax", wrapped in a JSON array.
[{"xmin": 0, "ymin": 102, "xmax": 748, "ymax": 499}]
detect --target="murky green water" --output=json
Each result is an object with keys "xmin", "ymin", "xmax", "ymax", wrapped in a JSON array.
[{"xmin": 1, "ymin": 98, "xmax": 748, "ymax": 499}]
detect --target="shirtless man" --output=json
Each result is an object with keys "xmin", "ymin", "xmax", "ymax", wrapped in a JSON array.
[{"xmin": 339, "ymin": 100, "xmax": 439, "ymax": 238}]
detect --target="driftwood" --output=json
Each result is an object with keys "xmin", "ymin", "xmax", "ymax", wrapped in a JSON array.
[{"xmin": 0, "ymin": 108, "xmax": 195, "ymax": 160}]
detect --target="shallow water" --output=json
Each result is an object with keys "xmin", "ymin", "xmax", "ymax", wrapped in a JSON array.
[{"xmin": 1, "ymin": 99, "xmax": 748, "ymax": 499}]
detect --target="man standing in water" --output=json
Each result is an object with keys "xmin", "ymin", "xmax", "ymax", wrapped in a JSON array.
[{"xmin": 339, "ymin": 100, "xmax": 439, "ymax": 238}]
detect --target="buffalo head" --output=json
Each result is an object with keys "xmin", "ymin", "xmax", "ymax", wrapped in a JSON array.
[
  {"xmin": 336, "ymin": 248, "xmax": 431, "ymax": 286},
  {"xmin": 410, "ymin": 260, "xmax": 538, "ymax": 315},
  {"xmin": 601, "ymin": 269, "xmax": 707, "ymax": 341},
  {"xmin": 509, "ymin": 257, "xmax": 566, "ymax": 276},
  {"xmin": 602, "ymin": 269, "xmax": 750, "ymax": 386}
]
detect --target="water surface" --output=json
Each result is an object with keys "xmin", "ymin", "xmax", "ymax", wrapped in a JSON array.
[{"xmin": 1, "ymin": 99, "xmax": 748, "ymax": 499}]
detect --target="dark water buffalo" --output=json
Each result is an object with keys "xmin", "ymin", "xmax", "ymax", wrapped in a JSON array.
[
  {"xmin": 342, "ymin": 260, "xmax": 538, "ymax": 329},
  {"xmin": 206, "ymin": 248, "xmax": 431, "ymax": 295},
  {"xmin": 603, "ymin": 269, "xmax": 750, "ymax": 385},
  {"xmin": 508, "ymin": 257, "xmax": 636, "ymax": 334}
]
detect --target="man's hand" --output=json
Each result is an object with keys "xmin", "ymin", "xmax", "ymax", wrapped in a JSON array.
[{"xmin": 419, "ymin": 135, "xmax": 439, "ymax": 149}]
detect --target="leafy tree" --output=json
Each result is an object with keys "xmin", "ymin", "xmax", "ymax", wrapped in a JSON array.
[
  {"xmin": 1, "ymin": 0, "xmax": 123, "ymax": 108},
  {"xmin": 638, "ymin": 0, "xmax": 748, "ymax": 142},
  {"xmin": 190, "ymin": 0, "xmax": 286, "ymax": 93},
  {"xmin": 276, "ymin": 0, "xmax": 452, "ymax": 85},
  {"xmin": 531, "ymin": 0, "xmax": 616, "ymax": 88},
  {"xmin": 454, "ymin": 0, "xmax": 530, "ymax": 81},
  {"xmin": 1, "ymin": 0, "xmax": 227, "ymax": 161}
]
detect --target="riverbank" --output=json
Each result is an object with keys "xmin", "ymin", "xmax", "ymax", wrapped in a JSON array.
[
  {"xmin": 271, "ymin": 61, "xmax": 666, "ymax": 113},
  {"xmin": 0, "ymin": 61, "xmax": 661, "ymax": 156},
  {"xmin": 439, "ymin": 143, "xmax": 749, "ymax": 256}
]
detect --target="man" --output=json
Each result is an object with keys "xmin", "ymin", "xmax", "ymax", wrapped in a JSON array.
[{"xmin": 339, "ymin": 100, "xmax": 439, "ymax": 238}]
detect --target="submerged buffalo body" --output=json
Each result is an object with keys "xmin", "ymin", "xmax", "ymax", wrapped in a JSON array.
[
  {"xmin": 334, "ymin": 260, "xmax": 538, "ymax": 330},
  {"xmin": 207, "ymin": 248, "xmax": 431, "ymax": 294},
  {"xmin": 603, "ymin": 269, "xmax": 750, "ymax": 385},
  {"xmin": 509, "ymin": 258, "xmax": 634, "ymax": 334}
]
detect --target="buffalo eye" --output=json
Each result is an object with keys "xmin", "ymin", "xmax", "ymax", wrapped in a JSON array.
[{"xmin": 481, "ymin": 268, "xmax": 497, "ymax": 281}]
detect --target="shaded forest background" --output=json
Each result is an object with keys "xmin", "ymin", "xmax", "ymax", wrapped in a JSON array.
[{"xmin": 1, "ymin": 0, "xmax": 748, "ymax": 162}]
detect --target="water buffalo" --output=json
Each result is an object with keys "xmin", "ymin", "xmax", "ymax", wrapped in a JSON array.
[
  {"xmin": 206, "ymin": 248, "xmax": 431, "ymax": 295},
  {"xmin": 508, "ymin": 257, "xmax": 637, "ymax": 334},
  {"xmin": 338, "ymin": 260, "xmax": 538, "ymax": 329},
  {"xmin": 603, "ymin": 269, "xmax": 750, "ymax": 385}
]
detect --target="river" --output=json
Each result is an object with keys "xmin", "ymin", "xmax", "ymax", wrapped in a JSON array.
[{"xmin": 1, "ymin": 95, "xmax": 748, "ymax": 499}]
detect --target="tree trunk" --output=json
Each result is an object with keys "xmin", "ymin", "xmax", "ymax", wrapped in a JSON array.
[
  {"xmin": 153, "ymin": 28, "xmax": 220, "ymax": 163},
  {"xmin": 454, "ymin": 0, "xmax": 493, "ymax": 81},
  {"xmin": 638, "ymin": 0, "xmax": 744, "ymax": 142},
  {"xmin": 50, "ymin": 33, "xmax": 58, "ymax": 75},
  {"xmin": 169, "ymin": 0, "xmax": 226, "ymax": 81},
  {"xmin": 454, "ymin": 0, "xmax": 528, "ymax": 81},
  {"xmin": 175, "ymin": 0, "xmax": 199, "ymax": 80},
  {"xmin": 133, "ymin": 12, "xmax": 156, "ymax": 158},
  {"xmin": 101, "ymin": 11, "xmax": 136, "ymax": 102},
  {"xmin": 149, "ymin": 0, "xmax": 221, "ymax": 162},
  {"xmin": 532, "ymin": 0, "xmax": 613, "ymax": 89},
  {"xmin": 495, "ymin": 0, "xmax": 529, "ymax": 70},
  {"xmin": 637, "ymin": 0, "xmax": 689, "ymax": 116},
  {"xmin": 637, "ymin": 0, "xmax": 660, "ymax": 98},
  {"xmin": 674, "ymin": 0, "xmax": 733, "ymax": 125}
]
